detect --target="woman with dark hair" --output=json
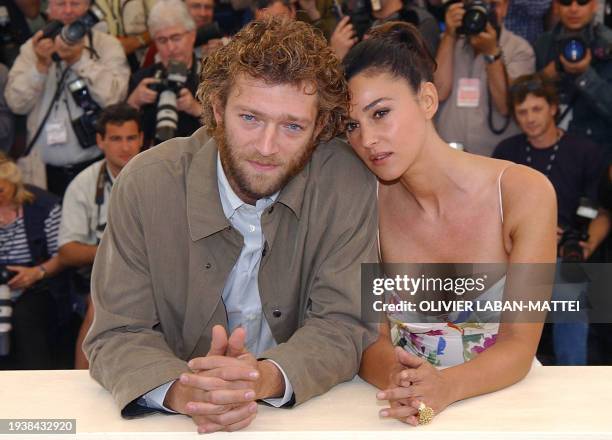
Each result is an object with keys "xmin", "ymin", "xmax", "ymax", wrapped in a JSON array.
[{"xmin": 343, "ymin": 22, "xmax": 557, "ymax": 425}]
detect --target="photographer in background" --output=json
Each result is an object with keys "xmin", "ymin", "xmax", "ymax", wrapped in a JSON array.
[
  {"xmin": 127, "ymin": 0, "xmax": 201, "ymax": 147},
  {"xmin": 535, "ymin": 0, "xmax": 612, "ymax": 161},
  {"xmin": 5, "ymin": 0, "xmax": 129, "ymax": 196},
  {"xmin": 0, "ymin": 0, "xmax": 48, "ymax": 67},
  {"xmin": 330, "ymin": 0, "xmax": 439, "ymax": 61},
  {"xmin": 91, "ymin": 0, "xmax": 156, "ymax": 70},
  {"xmin": 434, "ymin": 0, "xmax": 534, "ymax": 157},
  {"xmin": 504, "ymin": 0, "xmax": 553, "ymax": 45},
  {"xmin": 185, "ymin": 0, "xmax": 226, "ymax": 58},
  {"xmin": 252, "ymin": 0, "xmax": 297, "ymax": 19},
  {"xmin": 493, "ymin": 73, "xmax": 607, "ymax": 365},
  {"xmin": 58, "ymin": 103, "xmax": 142, "ymax": 369},
  {"xmin": 0, "ymin": 153, "xmax": 66, "ymax": 370}
]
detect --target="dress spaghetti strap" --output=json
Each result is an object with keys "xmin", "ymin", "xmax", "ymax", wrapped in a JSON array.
[{"xmin": 497, "ymin": 166, "xmax": 513, "ymax": 224}]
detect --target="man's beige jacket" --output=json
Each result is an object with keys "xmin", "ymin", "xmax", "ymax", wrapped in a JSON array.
[{"xmin": 84, "ymin": 127, "xmax": 379, "ymax": 415}]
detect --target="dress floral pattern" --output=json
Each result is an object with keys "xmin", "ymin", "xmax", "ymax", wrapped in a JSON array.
[{"xmin": 387, "ymin": 276, "xmax": 505, "ymax": 368}]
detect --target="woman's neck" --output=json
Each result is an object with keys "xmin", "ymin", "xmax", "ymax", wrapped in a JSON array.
[{"xmin": 397, "ymin": 131, "xmax": 465, "ymax": 219}]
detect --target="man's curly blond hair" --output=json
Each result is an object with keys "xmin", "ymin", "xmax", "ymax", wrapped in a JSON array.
[{"xmin": 196, "ymin": 17, "xmax": 348, "ymax": 143}]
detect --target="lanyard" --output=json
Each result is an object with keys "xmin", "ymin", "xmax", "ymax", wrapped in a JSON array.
[{"xmin": 525, "ymin": 132, "xmax": 563, "ymax": 177}]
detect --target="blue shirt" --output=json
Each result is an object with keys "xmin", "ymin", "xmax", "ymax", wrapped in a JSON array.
[{"xmin": 140, "ymin": 153, "xmax": 293, "ymax": 410}]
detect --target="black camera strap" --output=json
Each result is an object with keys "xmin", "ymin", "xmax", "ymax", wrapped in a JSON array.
[
  {"xmin": 22, "ymin": 64, "xmax": 69, "ymax": 157},
  {"xmin": 487, "ymin": 89, "xmax": 511, "ymax": 135},
  {"xmin": 94, "ymin": 161, "xmax": 112, "ymax": 235},
  {"xmin": 84, "ymin": 29, "xmax": 100, "ymax": 61}
]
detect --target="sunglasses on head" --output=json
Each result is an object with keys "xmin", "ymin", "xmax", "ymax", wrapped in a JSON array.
[
  {"xmin": 557, "ymin": 0, "xmax": 592, "ymax": 6},
  {"xmin": 509, "ymin": 79, "xmax": 547, "ymax": 96}
]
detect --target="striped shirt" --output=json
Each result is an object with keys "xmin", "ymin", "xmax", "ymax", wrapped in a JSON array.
[{"xmin": 0, "ymin": 204, "xmax": 61, "ymax": 266}]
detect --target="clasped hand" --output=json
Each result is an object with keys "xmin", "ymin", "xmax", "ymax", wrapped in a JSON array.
[
  {"xmin": 165, "ymin": 325, "xmax": 264, "ymax": 433},
  {"xmin": 377, "ymin": 347, "xmax": 453, "ymax": 426}
]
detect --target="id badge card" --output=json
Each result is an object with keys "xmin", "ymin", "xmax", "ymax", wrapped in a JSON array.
[
  {"xmin": 456, "ymin": 78, "xmax": 481, "ymax": 108},
  {"xmin": 45, "ymin": 119, "xmax": 68, "ymax": 145}
]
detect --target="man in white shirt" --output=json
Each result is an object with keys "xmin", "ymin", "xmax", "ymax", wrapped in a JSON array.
[
  {"xmin": 5, "ymin": 0, "xmax": 130, "ymax": 195},
  {"xmin": 58, "ymin": 102, "xmax": 143, "ymax": 368}
]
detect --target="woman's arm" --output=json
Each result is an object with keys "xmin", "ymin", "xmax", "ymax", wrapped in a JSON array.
[
  {"xmin": 440, "ymin": 165, "xmax": 557, "ymax": 403},
  {"xmin": 372, "ymin": 165, "xmax": 558, "ymax": 424}
]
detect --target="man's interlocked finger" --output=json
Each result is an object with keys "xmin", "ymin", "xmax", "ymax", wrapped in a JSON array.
[
  {"xmin": 203, "ymin": 388, "xmax": 256, "ymax": 405},
  {"xmin": 180, "ymin": 372, "xmax": 254, "ymax": 390}
]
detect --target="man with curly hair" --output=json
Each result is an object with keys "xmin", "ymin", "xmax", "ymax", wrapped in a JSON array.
[{"xmin": 84, "ymin": 17, "xmax": 378, "ymax": 432}]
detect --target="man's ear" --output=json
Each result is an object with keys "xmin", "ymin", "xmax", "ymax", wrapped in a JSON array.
[
  {"xmin": 212, "ymin": 95, "xmax": 224, "ymax": 126},
  {"xmin": 419, "ymin": 82, "xmax": 439, "ymax": 120},
  {"xmin": 96, "ymin": 133, "xmax": 105, "ymax": 153}
]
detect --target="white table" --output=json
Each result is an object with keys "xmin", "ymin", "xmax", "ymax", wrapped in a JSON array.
[{"xmin": 1, "ymin": 366, "xmax": 611, "ymax": 439}]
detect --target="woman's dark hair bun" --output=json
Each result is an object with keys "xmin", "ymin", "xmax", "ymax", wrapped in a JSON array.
[{"xmin": 343, "ymin": 21, "xmax": 437, "ymax": 92}]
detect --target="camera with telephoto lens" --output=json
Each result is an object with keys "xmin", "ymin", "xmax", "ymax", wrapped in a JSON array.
[
  {"xmin": 147, "ymin": 61, "xmax": 189, "ymax": 143},
  {"xmin": 559, "ymin": 197, "xmax": 599, "ymax": 263},
  {"xmin": 0, "ymin": 266, "xmax": 16, "ymax": 357},
  {"xmin": 68, "ymin": 78, "xmax": 101, "ymax": 149},
  {"xmin": 195, "ymin": 22, "xmax": 224, "ymax": 47},
  {"xmin": 556, "ymin": 32, "xmax": 589, "ymax": 64},
  {"xmin": 41, "ymin": 4, "xmax": 104, "ymax": 45}
]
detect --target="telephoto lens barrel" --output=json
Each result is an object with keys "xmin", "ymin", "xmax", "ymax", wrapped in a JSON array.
[{"xmin": 0, "ymin": 281, "xmax": 12, "ymax": 357}]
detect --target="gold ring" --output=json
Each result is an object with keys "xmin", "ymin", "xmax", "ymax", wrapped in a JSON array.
[{"xmin": 417, "ymin": 402, "xmax": 435, "ymax": 425}]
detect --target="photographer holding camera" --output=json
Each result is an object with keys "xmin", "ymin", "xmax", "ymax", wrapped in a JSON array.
[
  {"xmin": 329, "ymin": 0, "xmax": 439, "ymax": 61},
  {"xmin": 434, "ymin": 0, "xmax": 534, "ymax": 157},
  {"xmin": 0, "ymin": 153, "xmax": 67, "ymax": 370},
  {"xmin": 127, "ymin": 0, "xmax": 201, "ymax": 147},
  {"xmin": 493, "ymin": 73, "xmax": 607, "ymax": 365},
  {"xmin": 534, "ymin": 0, "xmax": 612, "ymax": 161},
  {"xmin": 90, "ymin": 0, "xmax": 156, "ymax": 71},
  {"xmin": 57, "ymin": 103, "xmax": 143, "ymax": 369},
  {"xmin": 0, "ymin": 0, "xmax": 48, "ymax": 68},
  {"xmin": 185, "ymin": 0, "xmax": 226, "ymax": 59},
  {"xmin": 4, "ymin": 0, "xmax": 130, "ymax": 197}
]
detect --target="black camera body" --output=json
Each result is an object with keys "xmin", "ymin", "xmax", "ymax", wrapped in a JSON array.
[
  {"xmin": 41, "ymin": 5, "xmax": 103, "ymax": 45},
  {"xmin": 455, "ymin": 0, "xmax": 497, "ymax": 36},
  {"xmin": 148, "ymin": 61, "xmax": 189, "ymax": 142},
  {"xmin": 68, "ymin": 78, "xmax": 101, "ymax": 149},
  {"xmin": 0, "ymin": 4, "xmax": 20, "ymax": 65},
  {"xmin": 0, "ymin": 266, "xmax": 15, "ymax": 285},
  {"xmin": 559, "ymin": 198, "xmax": 598, "ymax": 263},
  {"xmin": 334, "ymin": 0, "xmax": 374, "ymax": 41}
]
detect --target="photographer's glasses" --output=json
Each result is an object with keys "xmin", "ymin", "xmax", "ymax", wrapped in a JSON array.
[
  {"xmin": 154, "ymin": 31, "xmax": 189, "ymax": 46},
  {"xmin": 557, "ymin": 0, "xmax": 592, "ymax": 6}
]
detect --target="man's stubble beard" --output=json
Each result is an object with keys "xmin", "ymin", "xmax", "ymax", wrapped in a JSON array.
[{"xmin": 214, "ymin": 118, "xmax": 317, "ymax": 203}]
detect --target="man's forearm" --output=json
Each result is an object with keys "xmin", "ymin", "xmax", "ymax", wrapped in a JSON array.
[
  {"xmin": 41, "ymin": 254, "xmax": 64, "ymax": 278},
  {"xmin": 587, "ymin": 210, "xmax": 611, "ymax": 252},
  {"xmin": 255, "ymin": 360, "xmax": 284, "ymax": 400},
  {"xmin": 434, "ymin": 33, "xmax": 456, "ymax": 102},
  {"xmin": 486, "ymin": 57, "xmax": 509, "ymax": 116},
  {"xmin": 59, "ymin": 242, "xmax": 98, "ymax": 267}
]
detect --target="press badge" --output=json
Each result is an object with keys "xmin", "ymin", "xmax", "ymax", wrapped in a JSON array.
[
  {"xmin": 456, "ymin": 78, "xmax": 481, "ymax": 108},
  {"xmin": 46, "ymin": 121, "xmax": 68, "ymax": 145}
]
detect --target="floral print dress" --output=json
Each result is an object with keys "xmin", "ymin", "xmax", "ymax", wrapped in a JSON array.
[{"xmin": 388, "ymin": 276, "xmax": 505, "ymax": 367}]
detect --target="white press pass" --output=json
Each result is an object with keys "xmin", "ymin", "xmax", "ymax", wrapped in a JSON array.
[{"xmin": 456, "ymin": 78, "xmax": 481, "ymax": 108}]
